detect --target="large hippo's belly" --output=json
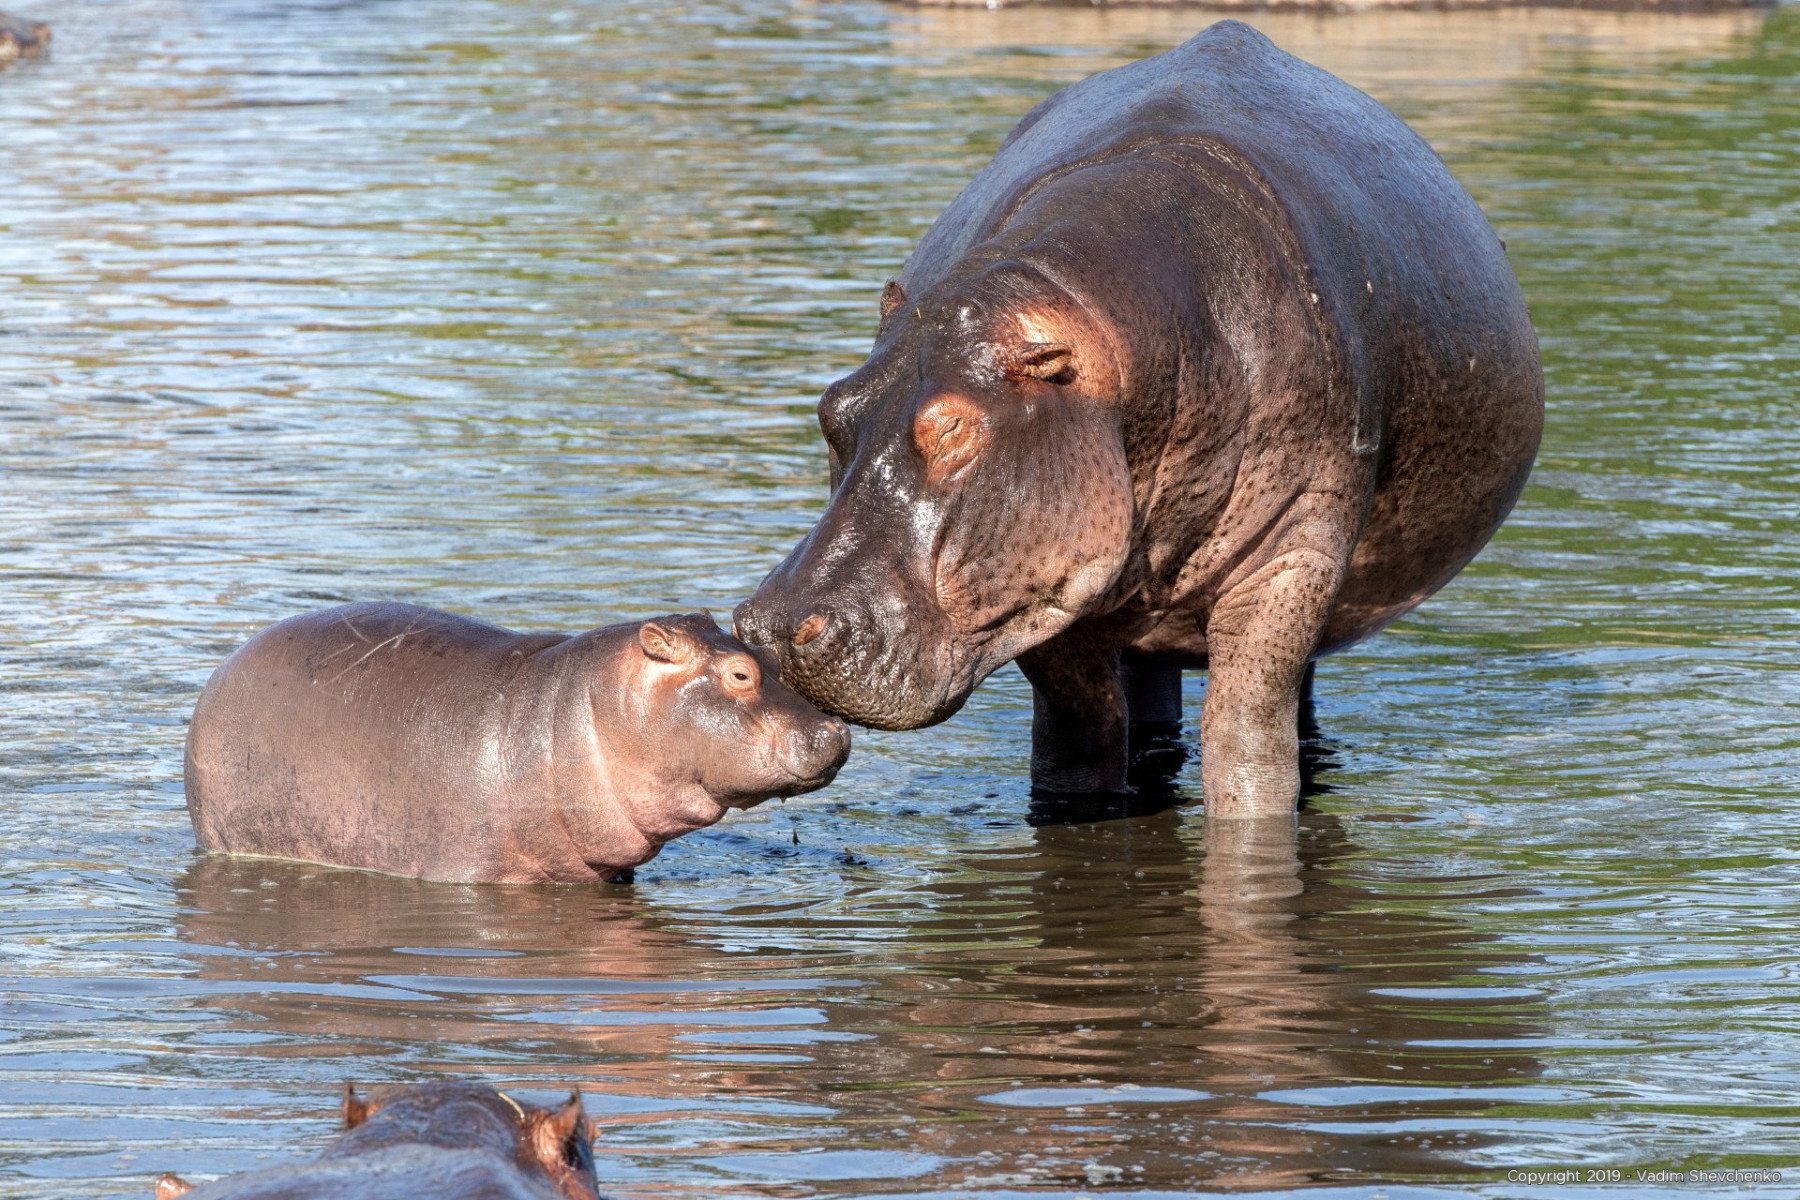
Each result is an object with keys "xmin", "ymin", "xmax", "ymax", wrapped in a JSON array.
[
  {"xmin": 1131, "ymin": 333, "xmax": 1542, "ymax": 668},
  {"xmin": 1321, "ymin": 345, "xmax": 1543, "ymax": 654},
  {"xmin": 1093, "ymin": 24, "xmax": 1545, "ymax": 664}
]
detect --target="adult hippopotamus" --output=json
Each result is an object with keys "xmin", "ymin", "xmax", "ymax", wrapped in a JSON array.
[
  {"xmin": 186, "ymin": 603, "xmax": 850, "ymax": 882},
  {"xmin": 153, "ymin": 1082, "xmax": 599, "ymax": 1200},
  {"xmin": 734, "ymin": 21, "xmax": 1542, "ymax": 817}
]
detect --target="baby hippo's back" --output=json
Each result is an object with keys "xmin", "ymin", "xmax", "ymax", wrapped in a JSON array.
[
  {"xmin": 185, "ymin": 602, "xmax": 851, "ymax": 884},
  {"xmin": 185, "ymin": 603, "xmax": 570, "ymax": 881}
]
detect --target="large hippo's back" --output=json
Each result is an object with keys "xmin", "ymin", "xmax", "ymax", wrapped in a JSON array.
[
  {"xmin": 907, "ymin": 21, "xmax": 1507, "ymax": 313},
  {"xmin": 907, "ymin": 20, "xmax": 1542, "ymax": 646}
]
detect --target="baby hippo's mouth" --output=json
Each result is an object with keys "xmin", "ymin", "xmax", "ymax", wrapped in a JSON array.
[{"xmin": 766, "ymin": 717, "xmax": 852, "ymax": 799}]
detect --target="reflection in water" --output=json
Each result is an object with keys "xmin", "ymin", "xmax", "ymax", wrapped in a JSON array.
[{"xmin": 171, "ymin": 819, "xmax": 1543, "ymax": 1192}]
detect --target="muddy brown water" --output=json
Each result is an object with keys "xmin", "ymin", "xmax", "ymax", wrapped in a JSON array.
[{"xmin": 2, "ymin": 2, "xmax": 1798, "ymax": 1197}]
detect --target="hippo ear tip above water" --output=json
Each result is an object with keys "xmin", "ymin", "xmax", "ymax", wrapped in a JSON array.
[
  {"xmin": 342, "ymin": 1081, "xmax": 377, "ymax": 1129},
  {"xmin": 526, "ymin": 1089, "xmax": 592, "ymax": 1175},
  {"xmin": 153, "ymin": 1174, "xmax": 193, "ymax": 1200}
]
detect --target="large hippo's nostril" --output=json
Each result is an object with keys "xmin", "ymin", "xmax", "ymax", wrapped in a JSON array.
[
  {"xmin": 792, "ymin": 614, "xmax": 828, "ymax": 648},
  {"xmin": 732, "ymin": 600, "xmax": 770, "ymax": 647}
]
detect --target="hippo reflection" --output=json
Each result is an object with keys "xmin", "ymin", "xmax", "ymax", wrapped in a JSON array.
[
  {"xmin": 737, "ymin": 22, "xmax": 1543, "ymax": 816},
  {"xmin": 171, "ymin": 818, "xmax": 1545, "ymax": 1190},
  {"xmin": 757, "ymin": 812, "xmax": 1550, "ymax": 1188},
  {"xmin": 154, "ymin": 1082, "xmax": 599, "ymax": 1200}
]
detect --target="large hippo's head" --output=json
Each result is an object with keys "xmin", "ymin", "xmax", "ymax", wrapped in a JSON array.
[
  {"xmin": 735, "ymin": 264, "xmax": 1136, "ymax": 729},
  {"xmin": 617, "ymin": 613, "xmax": 851, "ymax": 838}
]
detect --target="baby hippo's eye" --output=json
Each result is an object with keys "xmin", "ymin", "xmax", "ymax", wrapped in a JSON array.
[{"xmin": 719, "ymin": 655, "xmax": 760, "ymax": 696}]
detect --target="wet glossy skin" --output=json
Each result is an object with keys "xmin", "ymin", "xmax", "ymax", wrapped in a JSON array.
[
  {"xmin": 185, "ymin": 604, "xmax": 850, "ymax": 883},
  {"xmin": 735, "ymin": 21, "xmax": 1542, "ymax": 817},
  {"xmin": 152, "ymin": 1082, "xmax": 599, "ymax": 1200}
]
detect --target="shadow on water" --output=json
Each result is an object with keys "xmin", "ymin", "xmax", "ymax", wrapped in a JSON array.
[{"xmin": 171, "ymin": 814, "xmax": 1547, "ymax": 1192}]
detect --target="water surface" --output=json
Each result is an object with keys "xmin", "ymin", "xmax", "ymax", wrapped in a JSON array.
[{"xmin": 2, "ymin": 2, "xmax": 1798, "ymax": 1197}]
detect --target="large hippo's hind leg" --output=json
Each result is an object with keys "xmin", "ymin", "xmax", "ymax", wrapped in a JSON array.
[
  {"xmin": 1201, "ymin": 531, "xmax": 1350, "ymax": 819},
  {"xmin": 1121, "ymin": 654, "xmax": 1188, "ymax": 795},
  {"xmin": 1020, "ymin": 638, "xmax": 1190, "ymax": 825},
  {"xmin": 1296, "ymin": 662, "xmax": 1317, "ymax": 739},
  {"xmin": 1017, "ymin": 633, "xmax": 1127, "ymax": 797}
]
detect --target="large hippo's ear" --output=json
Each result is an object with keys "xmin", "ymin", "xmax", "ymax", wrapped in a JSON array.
[
  {"xmin": 343, "ymin": 1082, "xmax": 379, "ymax": 1129},
  {"xmin": 1005, "ymin": 342, "xmax": 1075, "ymax": 384},
  {"xmin": 639, "ymin": 621, "xmax": 698, "ymax": 665},
  {"xmin": 879, "ymin": 279, "xmax": 907, "ymax": 322},
  {"xmin": 154, "ymin": 1175, "xmax": 194, "ymax": 1200}
]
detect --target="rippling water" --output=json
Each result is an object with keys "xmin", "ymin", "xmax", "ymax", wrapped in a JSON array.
[{"xmin": 2, "ymin": 2, "xmax": 1798, "ymax": 1196}]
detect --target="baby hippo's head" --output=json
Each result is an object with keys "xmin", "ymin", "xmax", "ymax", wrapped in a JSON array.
[{"xmin": 621, "ymin": 613, "xmax": 850, "ymax": 831}]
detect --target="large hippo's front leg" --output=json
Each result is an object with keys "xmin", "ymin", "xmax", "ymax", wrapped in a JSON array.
[
  {"xmin": 1017, "ymin": 634, "xmax": 1128, "ymax": 795},
  {"xmin": 1201, "ymin": 532, "xmax": 1350, "ymax": 818}
]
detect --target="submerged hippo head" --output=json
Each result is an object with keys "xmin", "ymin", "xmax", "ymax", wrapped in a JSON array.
[
  {"xmin": 155, "ymin": 1081, "xmax": 598, "ymax": 1200},
  {"xmin": 609, "ymin": 613, "xmax": 851, "ymax": 839},
  {"xmin": 735, "ymin": 266, "xmax": 1135, "ymax": 729}
]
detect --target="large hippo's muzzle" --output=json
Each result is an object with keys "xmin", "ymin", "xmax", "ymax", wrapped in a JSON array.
[{"xmin": 735, "ymin": 570, "xmax": 970, "ymax": 732}]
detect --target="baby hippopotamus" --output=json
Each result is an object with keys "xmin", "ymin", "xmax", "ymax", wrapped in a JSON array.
[
  {"xmin": 154, "ymin": 1081, "xmax": 599, "ymax": 1200},
  {"xmin": 185, "ymin": 603, "xmax": 850, "ymax": 883}
]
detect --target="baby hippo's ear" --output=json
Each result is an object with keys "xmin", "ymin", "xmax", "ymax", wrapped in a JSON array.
[
  {"xmin": 154, "ymin": 1175, "xmax": 194, "ymax": 1200},
  {"xmin": 638, "ymin": 620, "xmax": 699, "ymax": 665}
]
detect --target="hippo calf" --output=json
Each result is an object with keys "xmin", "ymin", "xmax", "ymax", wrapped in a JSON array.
[
  {"xmin": 154, "ymin": 1082, "xmax": 600, "ymax": 1200},
  {"xmin": 186, "ymin": 603, "xmax": 850, "ymax": 883},
  {"xmin": 736, "ymin": 21, "xmax": 1542, "ymax": 817}
]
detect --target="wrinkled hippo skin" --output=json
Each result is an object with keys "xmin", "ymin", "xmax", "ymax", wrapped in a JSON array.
[
  {"xmin": 0, "ymin": 10, "xmax": 47, "ymax": 61},
  {"xmin": 186, "ymin": 603, "xmax": 850, "ymax": 883},
  {"xmin": 736, "ymin": 21, "xmax": 1542, "ymax": 817},
  {"xmin": 154, "ymin": 1082, "xmax": 601, "ymax": 1200}
]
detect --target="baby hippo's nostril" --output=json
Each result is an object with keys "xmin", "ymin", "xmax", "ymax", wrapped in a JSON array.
[{"xmin": 793, "ymin": 614, "xmax": 828, "ymax": 648}]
